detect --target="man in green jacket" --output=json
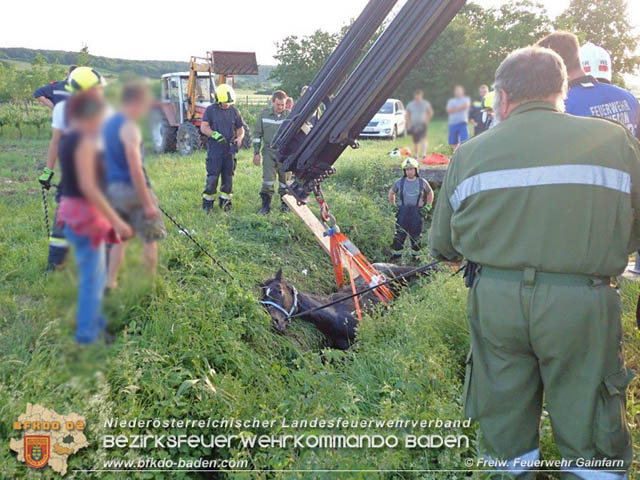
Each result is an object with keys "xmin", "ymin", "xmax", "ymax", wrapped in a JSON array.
[
  {"xmin": 253, "ymin": 90, "xmax": 290, "ymax": 214},
  {"xmin": 430, "ymin": 46, "xmax": 638, "ymax": 479}
]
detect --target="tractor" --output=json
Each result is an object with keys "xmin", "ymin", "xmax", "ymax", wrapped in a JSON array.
[{"xmin": 150, "ymin": 51, "xmax": 259, "ymax": 155}]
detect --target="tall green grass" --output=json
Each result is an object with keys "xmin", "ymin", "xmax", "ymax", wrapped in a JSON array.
[{"xmin": 0, "ymin": 126, "xmax": 638, "ymax": 478}]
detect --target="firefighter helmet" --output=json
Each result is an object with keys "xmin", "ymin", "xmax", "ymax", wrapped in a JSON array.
[{"xmin": 213, "ymin": 84, "xmax": 236, "ymax": 104}]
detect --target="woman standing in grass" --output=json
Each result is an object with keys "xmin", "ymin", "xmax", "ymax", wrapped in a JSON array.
[{"xmin": 56, "ymin": 87, "xmax": 132, "ymax": 344}]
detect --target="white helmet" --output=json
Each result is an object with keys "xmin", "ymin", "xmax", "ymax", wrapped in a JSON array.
[{"xmin": 580, "ymin": 42, "xmax": 612, "ymax": 83}]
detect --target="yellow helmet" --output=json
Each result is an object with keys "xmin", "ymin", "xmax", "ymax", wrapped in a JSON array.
[
  {"xmin": 482, "ymin": 91, "xmax": 495, "ymax": 110},
  {"xmin": 213, "ymin": 84, "xmax": 236, "ymax": 104},
  {"xmin": 402, "ymin": 157, "xmax": 419, "ymax": 170},
  {"xmin": 65, "ymin": 67, "xmax": 106, "ymax": 94}
]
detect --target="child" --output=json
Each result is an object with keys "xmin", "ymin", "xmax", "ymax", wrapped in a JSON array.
[
  {"xmin": 104, "ymin": 82, "xmax": 167, "ymax": 289},
  {"xmin": 200, "ymin": 84, "xmax": 245, "ymax": 212},
  {"xmin": 388, "ymin": 158, "xmax": 433, "ymax": 259}
]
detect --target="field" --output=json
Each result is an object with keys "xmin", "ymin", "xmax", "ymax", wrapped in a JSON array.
[{"xmin": 0, "ymin": 121, "xmax": 639, "ymax": 479}]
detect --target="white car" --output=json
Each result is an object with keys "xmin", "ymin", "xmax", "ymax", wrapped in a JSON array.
[{"xmin": 360, "ymin": 99, "xmax": 407, "ymax": 139}]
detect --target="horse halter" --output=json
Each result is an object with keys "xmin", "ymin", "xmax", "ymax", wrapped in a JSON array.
[{"xmin": 261, "ymin": 285, "xmax": 299, "ymax": 320}]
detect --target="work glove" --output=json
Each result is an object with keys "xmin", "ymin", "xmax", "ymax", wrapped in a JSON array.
[
  {"xmin": 39, "ymin": 166, "xmax": 54, "ymax": 190},
  {"xmin": 211, "ymin": 131, "xmax": 226, "ymax": 144},
  {"xmin": 421, "ymin": 204, "xmax": 432, "ymax": 218}
]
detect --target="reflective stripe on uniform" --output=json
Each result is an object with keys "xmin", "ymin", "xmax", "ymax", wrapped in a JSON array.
[
  {"xmin": 483, "ymin": 448, "xmax": 540, "ymax": 475},
  {"xmin": 202, "ymin": 193, "xmax": 216, "ymax": 201},
  {"xmin": 262, "ymin": 181, "xmax": 275, "ymax": 186},
  {"xmin": 253, "ymin": 138, "xmax": 262, "ymax": 143},
  {"xmin": 563, "ymin": 468, "xmax": 628, "ymax": 480},
  {"xmin": 449, "ymin": 164, "xmax": 631, "ymax": 211},
  {"xmin": 219, "ymin": 193, "xmax": 233, "ymax": 200},
  {"xmin": 262, "ymin": 118, "xmax": 285, "ymax": 125},
  {"xmin": 48, "ymin": 237, "xmax": 69, "ymax": 247},
  {"xmin": 279, "ymin": 182, "xmax": 288, "ymax": 188}
]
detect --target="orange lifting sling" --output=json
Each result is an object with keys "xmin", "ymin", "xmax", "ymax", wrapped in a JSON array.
[{"xmin": 325, "ymin": 226, "xmax": 394, "ymax": 323}]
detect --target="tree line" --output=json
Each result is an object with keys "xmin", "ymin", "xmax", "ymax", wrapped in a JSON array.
[{"xmin": 270, "ymin": 0, "xmax": 640, "ymax": 112}]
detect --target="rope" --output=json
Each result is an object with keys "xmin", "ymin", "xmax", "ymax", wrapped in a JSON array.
[
  {"xmin": 40, "ymin": 186, "xmax": 51, "ymax": 239},
  {"xmin": 289, "ymin": 259, "xmax": 454, "ymax": 319},
  {"xmin": 159, "ymin": 205, "xmax": 234, "ymax": 280}
]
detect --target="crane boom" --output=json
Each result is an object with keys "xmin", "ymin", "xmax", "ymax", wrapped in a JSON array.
[{"xmin": 274, "ymin": 0, "xmax": 467, "ymax": 202}]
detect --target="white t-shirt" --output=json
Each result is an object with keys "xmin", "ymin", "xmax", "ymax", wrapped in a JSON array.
[{"xmin": 51, "ymin": 101, "xmax": 68, "ymax": 132}]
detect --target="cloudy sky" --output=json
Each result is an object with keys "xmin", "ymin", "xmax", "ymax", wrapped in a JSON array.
[{"xmin": 1, "ymin": 1, "xmax": 639, "ymax": 64}]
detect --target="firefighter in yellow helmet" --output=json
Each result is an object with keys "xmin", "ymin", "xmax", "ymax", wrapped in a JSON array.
[
  {"xmin": 199, "ymin": 83, "xmax": 245, "ymax": 212},
  {"xmin": 388, "ymin": 157, "xmax": 434, "ymax": 259},
  {"xmin": 39, "ymin": 66, "xmax": 107, "ymax": 271}
]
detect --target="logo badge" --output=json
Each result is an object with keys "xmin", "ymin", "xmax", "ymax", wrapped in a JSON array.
[{"xmin": 24, "ymin": 435, "xmax": 50, "ymax": 469}]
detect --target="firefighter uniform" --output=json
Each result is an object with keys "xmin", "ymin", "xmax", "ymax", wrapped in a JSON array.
[
  {"xmin": 430, "ymin": 102, "xmax": 638, "ymax": 479},
  {"xmin": 33, "ymin": 80, "xmax": 70, "ymax": 106},
  {"xmin": 254, "ymin": 107, "xmax": 290, "ymax": 201},
  {"xmin": 202, "ymin": 103, "xmax": 243, "ymax": 211},
  {"xmin": 391, "ymin": 175, "xmax": 432, "ymax": 257}
]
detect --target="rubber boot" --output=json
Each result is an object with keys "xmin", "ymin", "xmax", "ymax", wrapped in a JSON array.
[
  {"xmin": 219, "ymin": 197, "xmax": 232, "ymax": 212},
  {"xmin": 280, "ymin": 198, "xmax": 289, "ymax": 213},
  {"xmin": 259, "ymin": 193, "xmax": 271, "ymax": 215},
  {"xmin": 202, "ymin": 198, "xmax": 214, "ymax": 213}
]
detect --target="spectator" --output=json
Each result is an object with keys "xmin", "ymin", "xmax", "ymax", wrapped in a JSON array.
[
  {"xmin": 446, "ymin": 85, "xmax": 470, "ymax": 149},
  {"xmin": 105, "ymin": 82, "xmax": 167, "ymax": 290},
  {"xmin": 469, "ymin": 84, "xmax": 489, "ymax": 136},
  {"xmin": 404, "ymin": 90, "xmax": 433, "ymax": 159},
  {"xmin": 56, "ymin": 88, "xmax": 132, "ymax": 344},
  {"xmin": 285, "ymin": 96, "xmax": 294, "ymax": 111}
]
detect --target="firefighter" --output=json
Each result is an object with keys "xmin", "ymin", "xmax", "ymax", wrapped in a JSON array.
[
  {"xmin": 388, "ymin": 157, "xmax": 433, "ymax": 259},
  {"xmin": 580, "ymin": 41, "xmax": 612, "ymax": 84},
  {"xmin": 537, "ymin": 32, "xmax": 639, "ymax": 138},
  {"xmin": 430, "ymin": 46, "xmax": 636, "ymax": 480},
  {"xmin": 200, "ymin": 84, "xmax": 244, "ymax": 212},
  {"xmin": 32, "ymin": 65, "xmax": 76, "ymax": 110},
  {"xmin": 253, "ymin": 90, "xmax": 290, "ymax": 214},
  {"xmin": 38, "ymin": 66, "xmax": 106, "ymax": 271}
]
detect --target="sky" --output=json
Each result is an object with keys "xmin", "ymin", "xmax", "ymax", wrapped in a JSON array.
[{"xmin": 1, "ymin": 0, "xmax": 639, "ymax": 64}]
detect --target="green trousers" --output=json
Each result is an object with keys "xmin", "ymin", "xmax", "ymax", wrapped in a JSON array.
[
  {"xmin": 464, "ymin": 266, "xmax": 633, "ymax": 480},
  {"xmin": 261, "ymin": 149, "xmax": 290, "ymax": 196}
]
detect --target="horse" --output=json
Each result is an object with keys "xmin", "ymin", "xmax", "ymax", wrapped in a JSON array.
[{"xmin": 260, "ymin": 263, "xmax": 437, "ymax": 350}]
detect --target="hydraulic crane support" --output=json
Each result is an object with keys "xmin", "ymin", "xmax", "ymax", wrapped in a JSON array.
[
  {"xmin": 273, "ymin": 0, "xmax": 466, "ymax": 200},
  {"xmin": 271, "ymin": 0, "xmax": 398, "ymax": 153}
]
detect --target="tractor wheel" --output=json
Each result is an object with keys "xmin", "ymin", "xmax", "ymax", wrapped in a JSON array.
[
  {"xmin": 177, "ymin": 122, "xmax": 202, "ymax": 156},
  {"xmin": 150, "ymin": 109, "xmax": 176, "ymax": 153},
  {"xmin": 241, "ymin": 123, "xmax": 252, "ymax": 149}
]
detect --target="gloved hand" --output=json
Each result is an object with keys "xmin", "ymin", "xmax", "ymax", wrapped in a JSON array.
[
  {"xmin": 39, "ymin": 166, "xmax": 54, "ymax": 189},
  {"xmin": 421, "ymin": 204, "xmax": 433, "ymax": 218},
  {"xmin": 211, "ymin": 131, "xmax": 226, "ymax": 144}
]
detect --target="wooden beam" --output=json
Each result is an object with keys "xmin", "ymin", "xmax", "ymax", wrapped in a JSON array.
[{"xmin": 282, "ymin": 194, "xmax": 331, "ymax": 255}]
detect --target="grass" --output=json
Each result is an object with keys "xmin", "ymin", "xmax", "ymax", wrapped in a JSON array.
[{"xmin": 0, "ymin": 120, "xmax": 638, "ymax": 479}]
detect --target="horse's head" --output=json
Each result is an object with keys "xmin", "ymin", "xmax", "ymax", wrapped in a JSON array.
[{"xmin": 260, "ymin": 268, "xmax": 298, "ymax": 334}]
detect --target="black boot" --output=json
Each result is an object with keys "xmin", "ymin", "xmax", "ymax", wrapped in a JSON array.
[
  {"xmin": 202, "ymin": 197, "xmax": 214, "ymax": 213},
  {"xmin": 280, "ymin": 198, "xmax": 289, "ymax": 213},
  {"xmin": 219, "ymin": 197, "xmax": 232, "ymax": 212},
  {"xmin": 259, "ymin": 193, "xmax": 271, "ymax": 215}
]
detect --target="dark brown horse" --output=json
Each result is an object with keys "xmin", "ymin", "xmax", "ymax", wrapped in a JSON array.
[{"xmin": 260, "ymin": 263, "xmax": 437, "ymax": 350}]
